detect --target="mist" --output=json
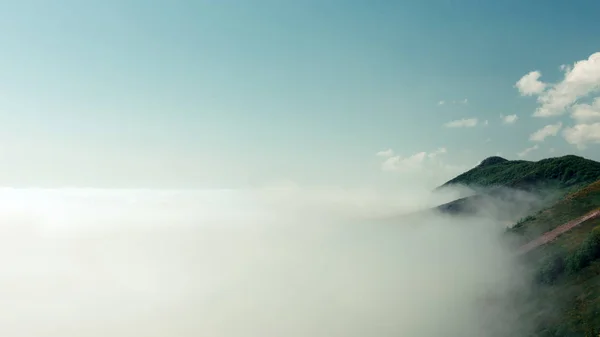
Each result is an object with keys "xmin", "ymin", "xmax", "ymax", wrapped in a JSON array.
[{"xmin": 0, "ymin": 186, "xmax": 531, "ymax": 336}]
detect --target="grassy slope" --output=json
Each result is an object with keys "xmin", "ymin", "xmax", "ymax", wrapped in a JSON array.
[
  {"xmin": 434, "ymin": 155, "xmax": 600, "ymax": 223},
  {"xmin": 440, "ymin": 155, "xmax": 600, "ymax": 192},
  {"xmin": 511, "ymin": 180, "xmax": 600, "ymax": 241},
  {"xmin": 525, "ymin": 255, "xmax": 600, "ymax": 337},
  {"xmin": 524, "ymin": 218, "xmax": 600, "ymax": 336},
  {"xmin": 436, "ymin": 155, "xmax": 600, "ymax": 336},
  {"xmin": 509, "ymin": 180, "xmax": 600, "ymax": 336}
]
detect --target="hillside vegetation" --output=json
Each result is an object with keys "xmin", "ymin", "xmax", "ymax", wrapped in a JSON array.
[
  {"xmin": 511, "ymin": 180, "xmax": 600, "ymax": 240},
  {"xmin": 517, "ymin": 214, "xmax": 600, "ymax": 336},
  {"xmin": 436, "ymin": 154, "xmax": 600, "ymax": 336},
  {"xmin": 506, "ymin": 178, "xmax": 600, "ymax": 336},
  {"xmin": 440, "ymin": 155, "xmax": 600, "ymax": 192},
  {"xmin": 432, "ymin": 155, "xmax": 600, "ymax": 222}
]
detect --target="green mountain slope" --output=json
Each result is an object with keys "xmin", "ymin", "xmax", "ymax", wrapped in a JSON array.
[
  {"xmin": 511, "ymin": 179, "xmax": 600, "ymax": 240},
  {"xmin": 431, "ymin": 155, "xmax": 600, "ymax": 336},
  {"xmin": 510, "ymin": 180, "xmax": 600, "ymax": 336},
  {"xmin": 434, "ymin": 187, "xmax": 548, "ymax": 222},
  {"xmin": 432, "ymin": 155, "xmax": 600, "ymax": 221},
  {"xmin": 429, "ymin": 155, "xmax": 600, "ymax": 336},
  {"xmin": 440, "ymin": 155, "xmax": 600, "ymax": 192}
]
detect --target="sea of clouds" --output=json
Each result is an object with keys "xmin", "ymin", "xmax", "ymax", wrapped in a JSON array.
[{"xmin": 0, "ymin": 186, "xmax": 531, "ymax": 336}]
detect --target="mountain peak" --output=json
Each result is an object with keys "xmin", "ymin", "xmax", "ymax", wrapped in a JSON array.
[
  {"xmin": 439, "ymin": 154, "xmax": 600, "ymax": 191},
  {"xmin": 478, "ymin": 156, "xmax": 508, "ymax": 167}
]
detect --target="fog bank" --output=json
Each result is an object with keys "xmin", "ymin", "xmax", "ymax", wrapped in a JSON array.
[{"xmin": 0, "ymin": 187, "xmax": 529, "ymax": 336}]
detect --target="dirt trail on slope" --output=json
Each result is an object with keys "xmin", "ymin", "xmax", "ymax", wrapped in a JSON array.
[{"xmin": 516, "ymin": 209, "xmax": 600, "ymax": 255}]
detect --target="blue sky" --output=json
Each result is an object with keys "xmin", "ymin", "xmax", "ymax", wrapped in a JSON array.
[{"xmin": 0, "ymin": 0, "xmax": 599, "ymax": 189}]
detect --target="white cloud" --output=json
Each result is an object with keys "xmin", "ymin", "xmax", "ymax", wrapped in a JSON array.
[
  {"xmin": 376, "ymin": 149, "xmax": 394, "ymax": 157},
  {"xmin": 515, "ymin": 53, "xmax": 600, "ymax": 150},
  {"xmin": 448, "ymin": 98, "xmax": 469, "ymax": 105},
  {"xmin": 427, "ymin": 147, "xmax": 447, "ymax": 159},
  {"xmin": 500, "ymin": 114, "xmax": 518, "ymax": 124},
  {"xmin": 378, "ymin": 147, "xmax": 461, "ymax": 184},
  {"xmin": 570, "ymin": 97, "xmax": 600, "ymax": 123},
  {"xmin": 562, "ymin": 123, "xmax": 600, "ymax": 149},
  {"xmin": 533, "ymin": 52, "xmax": 600, "ymax": 117},
  {"xmin": 444, "ymin": 118, "xmax": 478, "ymax": 128},
  {"xmin": 515, "ymin": 71, "xmax": 546, "ymax": 96},
  {"xmin": 0, "ymin": 187, "xmax": 529, "ymax": 336},
  {"xmin": 529, "ymin": 122, "xmax": 562, "ymax": 142},
  {"xmin": 438, "ymin": 99, "xmax": 468, "ymax": 105},
  {"xmin": 483, "ymin": 120, "xmax": 489, "ymax": 126},
  {"xmin": 517, "ymin": 144, "xmax": 539, "ymax": 158},
  {"xmin": 381, "ymin": 152, "xmax": 427, "ymax": 172},
  {"xmin": 549, "ymin": 148, "xmax": 555, "ymax": 153},
  {"xmin": 485, "ymin": 138, "xmax": 491, "ymax": 143}
]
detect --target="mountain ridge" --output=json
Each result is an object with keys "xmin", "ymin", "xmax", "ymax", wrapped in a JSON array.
[
  {"xmin": 438, "ymin": 154, "xmax": 600, "ymax": 192},
  {"xmin": 432, "ymin": 154, "xmax": 600, "ymax": 335},
  {"xmin": 430, "ymin": 155, "xmax": 600, "ymax": 220}
]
